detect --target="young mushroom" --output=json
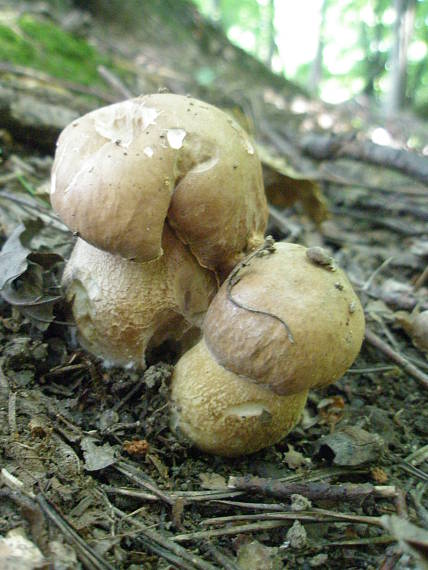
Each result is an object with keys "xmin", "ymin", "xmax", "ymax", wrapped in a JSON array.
[
  {"xmin": 50, "ymin": 94, "xmax": 268, "ymax": 365},
  {"xmin": 170, "ymin": 240, "xmax": 365, "ymax": 456}
]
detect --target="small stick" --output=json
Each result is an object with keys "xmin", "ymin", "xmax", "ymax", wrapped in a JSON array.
[
  {"xmin": 97, "ymin": 65, "xmax": 134, "ymax": 99},
  {"xmin": 201, "ymin": 509, "xmax": 383, "ymax": 527},
  {"xmin": 172, "ymin": 520, "xmax": 291, "ymax": 543},
  {"xmin": 114, "ymin": 463, "xmax": 176, "ymax": 507},
  {"xmin": 112, "ymin": 506, "xmax": 217, "ymax": 570},
  {"xmin": 413, "ymin": 264, "xmax": 428, "ymax": 291},
  {"xmin": 8, "ymin": 391, "xmax": 17, "ymax": 435},
  {"xmin": 325, "ymin": 536, "xmax": 395, "ymax": 547},
  {"xmin": 36, "ymin": 493, "xmax": 116, "ymax": 570},
  {"xmin": 228, "ymin": 476, "xmax": 397, "ymax": 503},
  {"xmin": 201, "ymin": 544, "xmax": 241, "ymax": 570},
  {"xmin": 364, "ymin": 327, "xmax": 428, "ymax": 390},
  {"xmin": 103, "ymin": 485, "xmax": 242, "ymax": 503}
]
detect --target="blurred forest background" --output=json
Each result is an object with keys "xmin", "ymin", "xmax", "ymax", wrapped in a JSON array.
[{"xmin": 193, "ymin": 0, "xmax": 428, "ymax": 119}]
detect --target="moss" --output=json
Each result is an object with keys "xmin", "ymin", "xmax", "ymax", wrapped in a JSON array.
[{"xmin": 0, "ymin": 15, "xmax": 130, "ymax": 87}]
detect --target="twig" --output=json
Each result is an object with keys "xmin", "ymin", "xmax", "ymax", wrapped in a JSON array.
[
  {"xmin": 114, "ymin": 462, "xmax": 176, "ymax": 506},
  {"xmin": 135, "ymin": 535, "xmax": 200, "ymax": 570},
  {"xmin": 8, "ymin": 391, "xmax": 17, "ymax": 435},
  {"xmin": 1, "ymin": 470, "xmax": 114, "ymax": 570},
  {"xmin": 226, "ymin": 236, "xmax": 294, "ymax": 343},
  {"xmin": 36, "ymin": 494, "xmax": 116, "ymax": 570},
  {"xmin": 103, "ymin": 485, "xmax": 243, "ymax": 503},
  {"xmin": 201, "ymin": 544, "xmax": 241, "ymax": 570},
  {"xmin": 0, "ymin": 489, "xmax": 48, "ymax": 554},
  {"xmin": 97, "ymin": 65, "xmax": 134, "ymax": 99},
  {"xmin": 201, "ymin": 508, "xmax": 383, "ymax": 528},
  {"xmin": 399, "ymin": 463, "xmax": 428, "ymax": 483},
  {"xmin": 112, "ymin": 506, "xmax": 217, "ymax": 570},
  {"xmin": 300, "ymin": 133, "xmax": 428, "ymax": 187},
  {"xmin": 228, "ymin": 476, "xmax": 397, "ymax": 503},
  {"xmin": 325, "ymin": 536, "xmax": 395, "ymax": 547},
  {"xmin": 172, "ymin": 520, "xmax": 292, "ymax": 543},
  {"xmin": 364, "ymin": 327, "xmax": 428, "ymax": 390},
  {"xmin": 414, "ymin": 265, "xmax": 428, "ymax": 291}
]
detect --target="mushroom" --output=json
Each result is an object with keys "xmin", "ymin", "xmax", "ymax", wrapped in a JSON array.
[
  {"xmin": 51, "ymin": 93, "xmax": 268, "ymax": 365},
  {"xmin": 62, "ymin": 226, "xmax": 217, "ymax": 367},
  {"xmin": 51, "ymin": 93, "xmax": 267, "ymax": 278},
  {"xmin": 170, "ymin": 240, "xmax": 365, "ymax": 456}
]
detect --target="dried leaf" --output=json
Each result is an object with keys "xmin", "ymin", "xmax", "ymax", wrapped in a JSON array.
[
  {"xmin": 316, "ymin": 426, "xmax": 385, "ymax": 466},
  {"xmin": 381, "ymin": 515, "xmax": 428, "ymax": 569},
  {"xmin": 0, "ymin": 220, "xmax": 68, "ymax": 328},
  {"xmin": 257, "ymin": 143, "xmax": 329, "ymax": 224},
  {"xmin": 199, "ymin": 472, "xmax": 227, "ymax": 490},
  {"xmin": 81, "ymin": 436, "xmax": 117, "ymax": 471},
  {"xmin": 284, "ymin": 444, "xmax": 309, "ymax": 470},
  {"xmin": 237, "ymin": 540, "xmax": 281, "ymax": 570},
  {"xmin": 0, "ymin": 220, "xmax": 42, "ymax": 289}
]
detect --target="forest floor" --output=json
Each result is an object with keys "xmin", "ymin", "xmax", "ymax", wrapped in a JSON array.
[{"xmin": 0, "ymin": 2, "xmax": 428, "ymax": 569}]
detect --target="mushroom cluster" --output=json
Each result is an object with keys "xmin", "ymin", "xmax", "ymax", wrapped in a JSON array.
[
  {"xmin": 51, "ymin": 94, "xmax": 267, "ymax": 366},
  {"xmin": 51, "ymin": 94, "xmax": 365, "ymax": 456}
]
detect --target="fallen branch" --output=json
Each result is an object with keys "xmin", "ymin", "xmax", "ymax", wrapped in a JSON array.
[
  {"xmin": 300, "ymin": 133, "xmax": 428, "ymax": 187},
  {"xmin": 364, "ymin": 327, "xmax": 428, "ymax": 390},
  {"xmin": 228, "ymin": 475, "xmax": 397, "ymax": 503}
]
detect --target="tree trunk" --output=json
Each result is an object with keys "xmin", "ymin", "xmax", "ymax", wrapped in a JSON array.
[
  {"xmin": 265, "ymin": 0, "xmax": 276, "ymax": 69},
  {"xmin": 386, "ymin": 0, "xmax": 416, "ymax": 115},
  {"xmin": 308, "ymin": 0, "xmax": 328, "ymax": 95}
]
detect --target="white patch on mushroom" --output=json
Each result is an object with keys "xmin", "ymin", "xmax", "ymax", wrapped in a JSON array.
[
  {"xmin": 167, "ymin": 128, "xmax": 187, "ymax": 150},
  {"xmin": 144, "ymin": 146, "xmax": 154, "ymax": 157},
  {"xmin": 94, "ymin": 100, "xmax": 159, "ymax": 147},
  {"xmin": 244, "ymin": 139, "xmax": 254, "ymax": 155},
  {"xmin": 224, "ymin": 403, "xmax": 270, "ymax": 418}
]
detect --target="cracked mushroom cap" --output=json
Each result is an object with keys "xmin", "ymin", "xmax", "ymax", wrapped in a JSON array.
[
  {"xmin": 51, "ymin": 94, "xmax": 267, "ymax": 275},
  {"xmin": 62, "ymin": 226, "xmax": 217, "ymax": 367},
  {"xmin": 203, "ymin": 242, "xmax": 366, "ymax": 396}
]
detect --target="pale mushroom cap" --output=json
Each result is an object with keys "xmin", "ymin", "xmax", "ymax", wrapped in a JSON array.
[
  {"xmin": 51, "ymin": 94, "xmax": 267, "ymax": 273},
  {"xmin": 63, "ymin": 227, "xmax": 216, "ymax": 367},
  {"xmin": 170, "ymin": 340, "xmax": 308, "ymax": 457},
  {"xmin": 204, "ymin": 242, "xmax": 365, "ymax": 395}
]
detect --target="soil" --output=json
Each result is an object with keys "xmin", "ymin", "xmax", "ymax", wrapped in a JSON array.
[{"xmin": 0, "ymin": 2, "xmax": 427, "ymax": 569}]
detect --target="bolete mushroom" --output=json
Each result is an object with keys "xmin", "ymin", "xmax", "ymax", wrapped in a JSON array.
[
  {"xmin": 63, "ymin": 227, "xmax": 216, "ymax": 367},
  {"xmin": 51, "ymin": 94, "xmax": 268, "ymax": 365},
  {"xmin": 51, "ymin": 93, "xmax": 267, "ymax": 278},
  {"xmin": 170, "ymin": 240, "xmax": 365, "ymax": 456}
]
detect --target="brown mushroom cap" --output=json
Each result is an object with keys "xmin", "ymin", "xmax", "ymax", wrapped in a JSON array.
[
  {"xmin": 204, "ymin": 242, "xmax": 365, "ymax": 396},
  {"xmin": 170, "ymin": 339, "xmax": 308, "ymax": 457},
  {"xmin": 51, "ymin": 94, "xmax": 267, "ymax": 274},
  {"xmin": 63, "ymin": 227, "xmax": 216, "ymax": 367}
]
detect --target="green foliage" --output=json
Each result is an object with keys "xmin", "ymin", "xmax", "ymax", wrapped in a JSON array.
[
  {"xmin": 0, "ymin": 15, "xmax": 118, "ymax": 86},
  {"xmin": 192, "ymin": 0, "xmax": 428, "ymax": 115}
]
